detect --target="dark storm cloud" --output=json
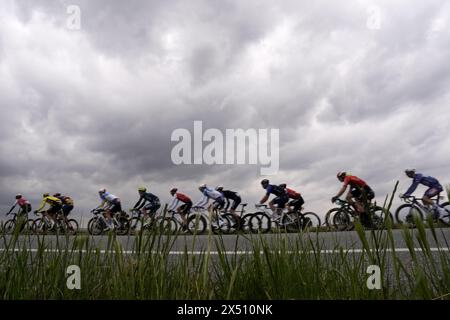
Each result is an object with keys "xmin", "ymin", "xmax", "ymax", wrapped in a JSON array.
[{"xmin": 1, "ymin": 0, "xmax": 450, "ymax": 218}]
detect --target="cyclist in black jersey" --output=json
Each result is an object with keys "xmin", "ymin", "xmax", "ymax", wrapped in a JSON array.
[
  {"xmin": 132, "ymin": 187, "xmax": 161, "ymax": 219},
  {"xmin": 216, "ymin": 186, "xmax": 242, "ymax": 224}
]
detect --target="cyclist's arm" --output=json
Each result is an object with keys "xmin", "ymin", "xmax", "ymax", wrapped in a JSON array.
[
  {"xmin": 96, "ymin": 200, "xmax": 107, "ymax": 210},
  {"xmin": 7, "ymin": 201, "xmax": 18, "ymax": 214},
  {"xmin": 194, "ymin": 195, "xmax": 209, "ymax": 208},
  {"xmin": 334, "ymin": 185, "xmax": 348, "ymax": 198},
  {"xmin": 259, "ymin": 194, "xmax": 269, "ymax": 204},
  {"xmin": 133, "ymin": 197, "xmax": 144, "ymax": 210},
  {"xmin": 35, "ymin": 200, "xmax": 47, "ymax": 213},
  {"xmin": 404, "ymin": 181, "xmax": 419, "ymax": 197}
]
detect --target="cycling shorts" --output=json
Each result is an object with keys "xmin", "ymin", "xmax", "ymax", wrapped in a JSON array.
[
  {"xmin": 230, "ymin": 196, "xmax": 242, "ymax": 210},
  {"xmin": 47, "ymin": 204, "xmax": 62, "ymax": 215},
  {"xmin": 179, "ymin": 201, "xmax": 193, "ymax": 215},
  {"xmin": 289, "ymin": 196, "xmax": 305, "ymax": 212},
  {"xmin": 144, "ymin": 202, "xmax": 161, "ymax": 214},
  {"xmin": 62, "ymin": 204, "xmax": 74, "ymax": 216},
  {"xmin": 271, "ymin": 195, "xmax": 289, "ymax": 208},
  {"xmin": 424, "ymin": 186, "xmax": 443, "ymax": 198},
  {"xmin": 350, "ymin": 186, "xmax": 375, "ymax": 201},
  {"xmin": 109, "ymin": 200, "xmax": 122, "ymax": 214}
]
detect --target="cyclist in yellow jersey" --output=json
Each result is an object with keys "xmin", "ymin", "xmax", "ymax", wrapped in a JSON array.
[{"xmin": 34, "ymin": 193, "xmax": 63, "ymax": 227}]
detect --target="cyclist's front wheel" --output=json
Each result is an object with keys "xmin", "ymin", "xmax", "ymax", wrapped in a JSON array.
[
  {"xmin": 332, "ymin": 209, "xmax": 354, "ymax": 231},
  {"xmin": 3, "ymin": 220, "xmax": 16, "ymax": 234},
  {"xmin": 325, "ymin": 208, "xmax": 340, "ymax": 230},
  {"xmin": 155, "ymin": 217, "xmax": 178, "ymax": 234},
  {"xmin": 65, "ymin": 219, "xmax": 78, "ymax": 235},
  {"xmin": 220, "ymin": 213, "xmax": 240, "ymax": 234},
  {"xmin": 129, "ymin": 217, "xmax": 144, "ymax": 234},
  {"xmin": 395, "ymin": 204, "xmax": 423, "ymax": 227},
  {"xmin": 301, "ymin": 212, "xmax": 322, "ymax": 231},
  {"xmin": 439, "ymin": 202, "xmax": 450, "ymax": 226},
  {"xmin": 88, "ymin": 217, "xmax": 105, "ymax": 235},
  {"xmin": 115, "ymin": 216, "xmax": 130, "ymax": 235},
  {"xmin": 281, "ymin": 213, "xmax": 301, "ymax": 233},
  {"xmin": 32, "ymin": 218, "xmax": 51, "ymax": 235},
  {"xmin": 187, "ymin": 214, "xmax": 207, "ymax": 235},
  {"xmin": 249, "ymin": 212, "xmax": 271, "ymax": 233},
  {"xmin": 240, "ymin": 213, "xmax": 257, "ymax": 233}
]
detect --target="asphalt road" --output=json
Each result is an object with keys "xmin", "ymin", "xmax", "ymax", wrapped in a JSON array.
[{"xmin": 1, "ymin": 228, "xmax": 449, "ymax": 255}]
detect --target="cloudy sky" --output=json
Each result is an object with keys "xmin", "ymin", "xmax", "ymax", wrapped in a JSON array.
[{"xmin": 1, "ymin": 0, "xmax": 450, "ymax": 221}]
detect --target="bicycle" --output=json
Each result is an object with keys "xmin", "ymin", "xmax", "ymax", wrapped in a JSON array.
[
  {"xmin": 3, "ymin": 210, "xmax": 34, "ymax": 234},
  {"xmin": 249, "ymin": 204, "xmax": 322, "ymax": 233},
  {"xmin": 129, "ymin": 208, "xmax": 178, "ymax": 235},
  {"xmin": 331, "ymin": 199, "xmax": 392, "ymax": 231},
  {"xmin": 87, "ymin": 208, "xmax": 130, "ymax": 235},
  {"xmin": 218, "ymin": 203, "xmax": 262, "ymax": 234},
  {"xmin": 32, "ymin": 210, "xmax": 79, "ymax": 235},
  {"xmin": 395, "ymin": 195, "xmax": 450, "ymax": 227}
]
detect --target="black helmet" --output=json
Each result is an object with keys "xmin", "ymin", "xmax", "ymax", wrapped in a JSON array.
[
  {"xmin": 261, "ymin": 179, "xmax": 269, "ymax": 185},
  {"xmin": 216, "ymin": 186, "xmax": 224, "ymax": 192},
  {"xmin": 15, "ymin": 194, "xmax": 22, "ymax": 199},
  {"xmin": 170, "ymin": 188, "xmax": 178, "ymax": 195},
  {"xmin": 53, "ymin": 193, "xmax": 61, "ymax": 197},
  {"xmin": 405, "ymin": 169, "xmax": 416, "ymax": 175}
]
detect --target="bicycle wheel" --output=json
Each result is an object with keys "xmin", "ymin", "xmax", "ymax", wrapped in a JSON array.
[
  {"xmin": 66, "ymin": 219, "xmax": 79, "ymax": 235},
  {"xmin": 32, "ymin": 218, "xmax": 50, "ymax": 235},
  {"xmin": 220, "ymin": 213, "xmax": 241, "ymax": 234},
  {"xmin": 3, "ymin": 220, "xmax": 16, "ymax": 234},
  {"xmin": 302, "ymin": 212, "xmax": 322, "ymax": 231},
  {"xmin": 370, "ymin": 207, "xmax": 393, "ymax": 229},
  {"xmin": 187, "ymin": 214, "xmax": 207, "ymax": 235},
  {"xmin": 212, "ymin": 215, "xmax": 232, "ymax": 234},
  {"xmin": 129, "ymin": 217, "xmax": 143, "ymax": 234},
  {"xmin": 249, "ymin": 212, "xmax": 271, "ymax": 233},
  {"xmin": 240, "ymin": 213, "xmax": 257, "ymax": 233},
  {"xmin": 395, "ymin": 204, "xmax": 423, "ymax": 226},
  {"xmin": 325, "ymin": 208, "xmax": 341, "ymax": 229},
  {"xmin": 281, "ymin": 213, "xmax": 301, "ymax": 233},
  {"xmin": 332, "ymin": 209, "xmax": 353, "ymax": 231},
  {"xmin": 116, "ymin": 216, "xmax": 130, "ymax": 235},
  {"xmin": 88, "ymin": 217, "xmax": 105, "ymax": 235},
  {"xmin": 156, "ymin": 217, "xmax": 178, "ymax": 234},
  {"xmin": 439, "ymin": 202, "xmax": 450, "ymax": 226}
]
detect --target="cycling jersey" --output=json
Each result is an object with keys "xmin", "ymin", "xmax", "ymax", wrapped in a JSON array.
[
  {"xmin": 286, "ymin": 188, "xmax": 301, "ymax": 199},
  {"xmin": 265, "ymin": 184, "xmax": 287, "ymax": 197},
  {"xmin": 35, "ymin": 196, "xmax": 62, "ymax": 212},
  {"xmin": 194, "ymin": 187, "xmax": 224, "ymax": 208},
  {"xmin": 56, "ymin": 196, "xmax": 74, "ymax": 206},
  {"xmin": 219, "ymin": 190, "xmax": 242, "ymax": 211},
  {"xmin": 343, "ymin": 175, "xmax": 367, "ymax": 189},
  {"xmin": 404, "ymin": 173, "xmax": 443, "ymax": 197},
  {"xmin": 133, "ymin": 192, "xmax": 160, "ymax": 210},
  {"xmin": 98, "ymin": 192, "xmax": 120, "ymax": 211},
  {"xmin": 8, "ymin": 197, "xmax": 31, "ymax": 214},
  {"xmin": 168, "ymin": 192, "xmax": 192, "ymax": 211}
]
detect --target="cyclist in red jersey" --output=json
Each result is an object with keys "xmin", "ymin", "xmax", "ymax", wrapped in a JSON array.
[
  {"xmin": 331, "ymin": 172, "xmax": 375, "ymax": 215},
  {"xmin": 168, "ymin": 188, "xmax": 192, "ymax": 229},
  {"xmin": 279, "ymin": 184, "xmax": 305, "ymax": 213}
]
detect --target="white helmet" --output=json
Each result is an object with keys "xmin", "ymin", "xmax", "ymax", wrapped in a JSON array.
[
  {"xmin": 98, "ymin": 188, "xmax": 106, "ymax": 194},
  {"xmin": 199, "ymin": 184, "xmax": 207, "ymax": 190}
]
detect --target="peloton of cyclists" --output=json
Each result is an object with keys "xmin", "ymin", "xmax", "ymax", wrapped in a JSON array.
[{"xmin": 401, "ymin": 169, "xmax": 446, "ymax": 219}]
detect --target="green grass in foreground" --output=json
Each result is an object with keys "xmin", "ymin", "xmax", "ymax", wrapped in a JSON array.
[{"xmin": 0, "ymin": 187, "xmax": 449, "ymax": 299}]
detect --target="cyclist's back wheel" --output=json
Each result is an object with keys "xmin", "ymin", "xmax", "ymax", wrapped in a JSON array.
[
  {"xmin": 395, "ymin": 204, "xmax": 423, "ymax": 227},
  {"xmin": 440, "ymin": 202, "xmax": 450, "ymax": 226},
  {"xmin": 249, "ymin": 212, "xmax": 271, "ymax": 233},
  {"xmin": 240, "ymin": 213, "xmax": 257, "ymax": 233},
  {"xmin": 370, "ymin": 207, "xmax": 393, "ymax": 229},
  {"xmin": 156, "ymin": 217, "xmax": 178, "ymax": 234},
  {"xmin": 281, "ymin": 213, "xmax": 301, "ymax": 233},
  {"xmin": 3, "ymin": 220, "xmax": 16, "ymax": 234},
  {"xmin": 66, "ymin": 219, "xmax": 78, "ymax": 235},
  {"xmin": 220, "ymin": 213, "xmax": 241, "ymax": 234},
  {"xmin": 129, "ymin": 217, "xmax": 143, "ymax": 234},
  {"xmin": 325, "ymin": 208, "xmax": 341, "ymax": 230},
  {"xmin": 187, "ymin": 214, "xmax": 207, "ymax": 235},
  {"xmin": 32, "ymin": 218, "xmax": 50, "ymax": 235},
  {"xmin": 116, "ymin": 216, "xmax": 130, "ymax": 235},
  {"xmin": 87, "ymin": 217, "xmax": 104, "ymax": 235}
]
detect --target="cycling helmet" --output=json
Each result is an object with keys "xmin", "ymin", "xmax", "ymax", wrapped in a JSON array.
[
  {"xmin": 199, "ymin": 184, "xmax": 207, "ymax": 190},
  {"xmin": 53, "ymin": 193, "xmax": 61, "ymax": 197},
  {"xmin": 216, "ymin": 186, "xmax": 224, "ymax": 192},
  {"xmin": 138, "ymin": 186, "xmax": 147, "ymax": 192},
  {"xmin": 15, "ymin": 194, "xmax": 22, "ymax": 199},
  {"xmin": 43, "ymin": 193, "xmax": 50, "ymax": 198},
  {"xmin": 337, "ymin": 172, "xmax": 346, "ymax": 180},
  {"xmin": 98, "ymin": 188, "xmax": 106, "ymax": 194},
  {"xmin": 405, "ymin": 169, "xmax": 416, "ymax": 174},
  {"xmin": 261, "ymin": 179, "xmax": 269, "ymax": 185},
  {"xmin": 170, "ymin": 188, "xmax": 178, "ymax": 195}
]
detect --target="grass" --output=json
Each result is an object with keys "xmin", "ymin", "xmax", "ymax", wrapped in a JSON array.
[{"xmin": 0, "ymin": 187, "xmax": 449, "ymax": 299}]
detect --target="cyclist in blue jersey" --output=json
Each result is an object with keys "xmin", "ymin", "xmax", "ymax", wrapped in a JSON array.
[
  {"xmin": 402, "ymin": 169, "xmax": 446, "ymax": 218},
  {"xmin": 259, "ymin": 179, "xmax": 289, "ymax": 221},
  {"xmin": 132, "ymin": 187, "xmax": 161, "ymax": 219}
]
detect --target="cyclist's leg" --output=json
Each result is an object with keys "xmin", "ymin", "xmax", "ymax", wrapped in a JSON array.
[
  {"xmin": 424, "ymin": 187, "xmax": 443, "ymax": 217},
  {"xmin": 230, "ymin": 197, "xmax": 241, "ymax": 220},
  {"xmin": 292, "ymin": 196, "xmax": 305, "ymax": 213}
]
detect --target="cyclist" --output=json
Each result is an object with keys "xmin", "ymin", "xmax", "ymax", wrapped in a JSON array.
[
  {"xmin": 215, "ymin": 186, "xmax": 242, "ymax": 225},
  {"xmin": 34, "ymin": 193, "xmax": 63, "ymax": 229},
  {"xmin": 331, "ymin": 172, "xmax": 375, "ymax": 222},
  {"xmin": 95, "ymin": 188, "xmax": 122, "ymax": 231},
  {"xmin": 132, "ymin": 187, "xmax": 161, "ymax": 220},
  {"xmin": 279, "ymin": 184, "xmax": 304, "ymax": 213},
  {"xmin": 168, "ymin": 188, "xmax": 192, "ymax": 230},
  {"xmin": 402, "ymin": 169, "xmax": 446, "ymax": 218},
  {"xmin": 53, "ymin": 193, "xmax": 74, "ymax": 227},
  {"xmin": 7, "ymin": 194, "xmax": 32, "ymax": 217},
  {"xmin": 194, "ymin": 184, "xmax": 225, "ymax": 228},
  {"xmin": 259, "ymin": 179, "xmax": 289, "ymax": 221}
]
